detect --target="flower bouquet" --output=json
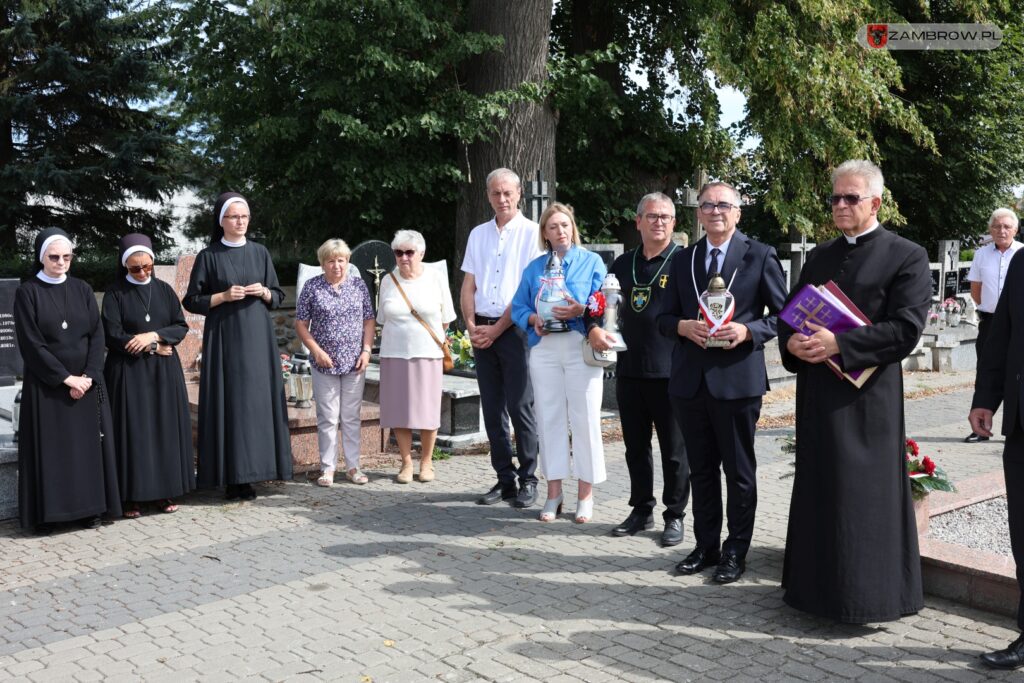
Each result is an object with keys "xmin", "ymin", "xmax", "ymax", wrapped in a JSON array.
[
  {"xmin": 906, "ymin": 438, "xmax": 956, "ymax": 500},
  {"xmin": 446, "ymin": 329, "xmax": 475, "ymax": 370},
  {"xmin": 941, "ymin": 297, "xmax": 962, "ymax": 314}
]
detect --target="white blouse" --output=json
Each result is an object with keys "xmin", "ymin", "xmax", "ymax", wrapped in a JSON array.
[{"xmin": 377, "ymin": 265, "xmax": 456, "ymax": 359}]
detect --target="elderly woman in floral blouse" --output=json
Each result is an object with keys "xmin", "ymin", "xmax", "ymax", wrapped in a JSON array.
[{"xmin": 295, "ymin": 239, "xmax": 376, "ymax": 486}]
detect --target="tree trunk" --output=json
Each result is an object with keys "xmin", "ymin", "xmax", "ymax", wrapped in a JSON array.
[{"xmin": 454, "ymin": 0, "xmax": 557, "ymax": 302}]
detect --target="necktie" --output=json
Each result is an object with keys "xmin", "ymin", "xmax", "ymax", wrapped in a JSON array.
[{"xmin": 709, "ymin": 248, "xmax": 721, "ymax": 277}]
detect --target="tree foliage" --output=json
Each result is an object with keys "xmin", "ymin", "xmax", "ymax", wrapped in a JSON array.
[
  {"xmin": 0, "ymin": 0, "xmax": 186, "ymax": 260},
  {"xmin": 174, "ymin": 0, "xmax": 528, "ymax": 260}
]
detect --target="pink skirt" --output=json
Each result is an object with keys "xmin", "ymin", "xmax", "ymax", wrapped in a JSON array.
[{"xmin": 379, "ymin": 357, "xmax": 443, "ymax": 430}]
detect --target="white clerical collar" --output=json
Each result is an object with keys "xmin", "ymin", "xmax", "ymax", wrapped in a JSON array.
[
  {"xmin": 845, "ymin": 221, "xmax": 880, "ymax": 244},
  {"xmin": 36, "ymin": 271, "xmax": 66, "ymax": 284},
  {"xmin": 221, "ymin": 237, "xmax": 246, "ymax": 248},
  {"xmin": 125, "ymin": 274, "xmax": 151, "ymax": 286}
]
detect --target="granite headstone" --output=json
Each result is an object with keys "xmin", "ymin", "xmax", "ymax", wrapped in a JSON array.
[
  {"xmin": 155, "ymin": 254, "xmax": 204, "ymax": 378},
  {"xmin": 0, "ymin": 279, "xmax": 21, "ymax": 386},
  {"xmin": 350, "ymin": 240, "xmax": 396, "ymax": 313}
]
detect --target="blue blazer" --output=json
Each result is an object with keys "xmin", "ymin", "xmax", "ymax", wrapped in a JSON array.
[{"xmin": 656, "ymin": 230, "xmax": 788, "ymax": 400}]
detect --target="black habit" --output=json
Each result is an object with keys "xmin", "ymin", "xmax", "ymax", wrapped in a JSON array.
[
  {"xmin": 102, "ymin": 277, "xmax": 195, "ymax": 501},
  {"xmin": 182, "ymin": 241, "xmax": 292, "ymax": 487},
  {"xmin": 779, "ymin": 226, "xmax": 930, "ymax": 623},
  {"xmin": 15, "ymin": 277, "xmax": 122, "ymax": 528}
]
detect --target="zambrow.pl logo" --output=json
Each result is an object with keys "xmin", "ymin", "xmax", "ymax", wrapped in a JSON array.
[{"xmin": 857, "ymin": 23, "xmax": 1002, "ymax": 50}]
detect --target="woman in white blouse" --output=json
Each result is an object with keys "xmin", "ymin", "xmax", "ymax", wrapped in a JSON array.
[{"xmin": 376, "ymin": 230, "xmax": 456, "ymax": 483}]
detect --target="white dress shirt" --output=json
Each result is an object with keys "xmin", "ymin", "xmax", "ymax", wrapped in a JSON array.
[
  {"xmin": 704, "ymin": 237, "xmax": 733, "ymax": 274},
  {"xmin": 461, "ymin": 212, "xmax": 543, "ymax": 318},
  {"xmin": 967, "ymin": 240, "xmax": 1024, "ymax": 312}
]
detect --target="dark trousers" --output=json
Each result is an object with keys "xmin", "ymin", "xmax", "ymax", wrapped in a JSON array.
[
  {"xmin": 672, "ymin": 382, "xmax": 761, "ymax": 557},
  {"xmin": 474, "ymin": 323, "xmax": 538, "ymax": 486},
  {"xmin": 617, "ymin": 376, "xmax": 689, "ymax": 521},
  {"xmin": 1003, "ymin": 428, "xmax": 1024, "ymax": 630},
  {"xmin": 976, "ymin": 313, "xmax": 992, "ymax": 368}
]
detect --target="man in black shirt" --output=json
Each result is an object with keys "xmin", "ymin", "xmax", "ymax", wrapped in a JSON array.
[{"xmin": 607, "ymin": 192, "xmax": 690, "ymax": 546}]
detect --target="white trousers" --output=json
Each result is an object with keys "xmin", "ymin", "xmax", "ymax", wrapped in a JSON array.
[
  {"xmin": 528, "ymin": 331, "xmax": 606, "ymax": 484},
  {"xmin": 311, "ymin": 369, "xmax": 366, "ymax": 472}
]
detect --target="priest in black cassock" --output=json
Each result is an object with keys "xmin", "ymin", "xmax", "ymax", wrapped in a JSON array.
[
  {"xmin": 779, "ymin": 160, "xmax": 930, "ymax": 623},
  {"xmin": 15, "ymin": 228, "xmax": 122, "ymax": 532},
  {"xmin": 103, "ymin": 234, "xmax": 195, "ymax": 516},
  {"xmin": 183, "ymin": 192, "xmax": 292, "ymax": 500}
]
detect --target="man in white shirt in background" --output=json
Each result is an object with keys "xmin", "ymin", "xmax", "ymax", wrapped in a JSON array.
[
  {"xmin": 461, "ymin": 168, "xmax": 545, "ymax": 507},
  {"xmin": 965, "ymin": 208, "xmax": 1023, "ymax": 443}
]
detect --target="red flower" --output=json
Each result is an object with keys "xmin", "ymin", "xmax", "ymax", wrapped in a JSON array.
[
  {"xmin": 587, "ymin": 291, "xmax": 606, "ymax": 317},
  {"xmin": 922, "ymin": 456, "xmax": 936, "ymax": 476},
  {"xmin": 905, "ymin": 438, "xmax": 919, "ymax": 457}
]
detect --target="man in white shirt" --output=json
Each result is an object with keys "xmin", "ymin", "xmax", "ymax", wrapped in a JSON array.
[
  {"xmin": 461, "ymin": 168, "xmax": 545, "ymax": 507},
  {"xmin": 965, "ymin": 207, "xmax": 1023, "ymax": 443}
]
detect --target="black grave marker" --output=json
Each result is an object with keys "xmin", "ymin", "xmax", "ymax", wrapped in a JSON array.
[
  {"xmin": 350, "ymin": 240, "xmax": 397, "ymax": 314},
  {"xmin": 0, "ymin": 279, "xmax": 21, "ymax": 385}
]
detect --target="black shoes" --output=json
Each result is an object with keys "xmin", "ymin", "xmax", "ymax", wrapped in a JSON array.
[
  {"xmin": 712, "ymin": 552, "xmax": 745, "ymax": 583},
  {"xmin": 477, "ymin": 482, "xmax": 518, "ymax": 505},
  {"xmin": 964, "ymin": 432, "xmax": 990, "ymax": 443},
  {"xmin": 981, "ymin": 633, "xmax": 1024, "ymax": 669},
  {"xmin": 512, "ymin": 481, "xmax": 538, "ymax": 508},
  {"xmin": 661, "ymin": 519, "xmax": 684, "ymax": 547},
  {"xmin": 612, "ymin": 510, "xmax": 655, "ymax": 537},
  {"xmin": 226, "ymin": 483, "xmax": 257, "ymax": 501},
  {"xmin": 675, "ymin": 547, "xmax": 721, "ymax": 575},
  {"xmin": 80, "ymin": 516, "xmax": 102, "ymax": 530}
]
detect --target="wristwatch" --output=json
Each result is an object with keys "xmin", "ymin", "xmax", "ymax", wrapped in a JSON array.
[
  {"xmin": 149, "ymin": 341, "xmax": 158, "ymax": 355},
  {"xmin": 361, "ymin": 346, "xmax": 372, "ymax": 355}
]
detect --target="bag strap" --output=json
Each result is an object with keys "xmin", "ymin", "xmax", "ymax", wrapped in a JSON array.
[{"xmin": 389, "ymin": 273, "xmax": 447, "ymax": 352}]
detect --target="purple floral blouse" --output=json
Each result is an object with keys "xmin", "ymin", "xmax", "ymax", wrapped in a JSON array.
[{"xmin": 296, "ymin": 274, "xmax": 375, "ymax": 375}]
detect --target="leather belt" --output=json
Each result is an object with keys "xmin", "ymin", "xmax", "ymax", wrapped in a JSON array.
[
  {"xmin": 978, "ymin": 311, "xmax": 993, "ymax": 320},
  {"xmin": 475, "ymin": 315, "xmax": 502, "ymax": 325}
]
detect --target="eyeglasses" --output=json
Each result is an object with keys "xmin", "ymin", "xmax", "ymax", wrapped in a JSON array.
[
  {"xmin": 223, "ymin": 214, "xmax": 250, "ymax": 222},
  {"xmin": 47, "ymin": 253, "xmax": 74, "ymax": 263},
  {"xmin": 127, "ymin": 263, "xmax": 153, "ymax": 274},
  {"xmin": 393, "ymin": 249, "xmax": 417, "ymax": 258},
  {"xmin": 829, "ymin": 194, "xmax": 871, "ymax": 207},
  {"xmin": 699, "ymin": 202, "xmax": 737, "ymax": 214},
  {"xmin": 643, "ymin": 213, "xmax": 675, "ymax": 223}
]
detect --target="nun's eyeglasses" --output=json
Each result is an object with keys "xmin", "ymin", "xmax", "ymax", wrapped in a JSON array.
[
  {"xmin": 47, "ymin": 254, "xmax": 74, "ymax": 263},
  {"xmin": 127, "ymin": 263, "xmax": 153, "ymax": 274},
  {"xmin": 224, "ymin": 214, "xmax": 250, "ymax": 222}
]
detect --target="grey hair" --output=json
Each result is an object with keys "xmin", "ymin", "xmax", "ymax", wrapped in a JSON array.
[
  {"xmin": 697, "ymin": 181, "xmax": 741, "ymax": 205},
  {"xmin": 391, "ymin": 229, "xmax": 426, "ymax": 254},
  {"xmin": 990, "ymin": 207, "xmax": 1020, "ymax": 230},
  {"xmin": 486, "ymin": 167, "xmax": 522, "ymax": 190},
  {"xmin": 637, "ymin": 192, "xmax": 675, "ymax": 216},
  {"xmin": 832, "ymin": 160, "xmax": 885, "ymax": 197}
]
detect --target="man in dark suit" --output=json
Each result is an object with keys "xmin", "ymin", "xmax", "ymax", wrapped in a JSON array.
[
  {"xmin": 969, "ymin": 248, "xmax": 1024, "ymax": 669},
  {"xmin": 656, "ymin": 181, "xmax": 787, "ymax": 583}
]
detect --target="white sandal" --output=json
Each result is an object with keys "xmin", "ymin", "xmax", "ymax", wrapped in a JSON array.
[
  {"xmin": 575, "ymin": 495, "xmax": 594, "ymax": 524},
  {"xmin": 316, "ymin": 470, "xmax": 335, "ymax": 487},
  {"xmin": 346, "ymin": 468, "xmax": 369, "ymax": 485},
  {"xmin": 539, "ymin": 494, "xmax": 563, "ymax": 522}
]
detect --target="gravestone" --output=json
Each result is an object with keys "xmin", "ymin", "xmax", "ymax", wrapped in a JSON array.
[
  {"xmin": 943, "ymin": 270, "xmax": 958, "ymax": 300},
  {"xmin": 350, "ymin": 240, "xmax": 395, "ymax": 314},
  {"xmin": 958, "ymin": 266, "xmax": 973, "ymax": 295},
  {"xmin": 582, "ymin": 243, "xmax": 624, "ymax": 271},
  {"xmin": 0, "ymin": 279, "xmax": 21, "ymax": 386},
  {"xmin": 153, "ymin": 254, "xmax": 204, "ymax": 379},
  {"xmin": 522, "ymin": 170, "xmax": 551, "ymax": 223},
  {"xmin": 930, "ymin": 267, "xmax": 941, "ymax": 299}
]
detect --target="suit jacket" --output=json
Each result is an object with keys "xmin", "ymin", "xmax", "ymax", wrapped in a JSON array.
[
  {"xmin": 972, "ymin": 249, "xmax": 1024, "ymax": 437},
  {"xmin": 656, "ymin": 230, "xmax": 788, "ymax": 400}
]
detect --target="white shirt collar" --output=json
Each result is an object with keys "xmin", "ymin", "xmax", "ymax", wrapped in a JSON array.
[
  {"xmin": 36, "ymin": 271, "xmax": 66, "ymax": 284},
  {"xmin": 705, "ymin": 236, "xmax": 733, "ymax": 272},
  {"xmin": 125, "ymin": 274, "xmax": 152, "ymax": 286},
  {"xmin": 845, "ymin": 220, "xmax": 880, "ymax": 244},
  {"xmin": 221, "ymin": 237, "xmax": 246, "ymax": 248}
]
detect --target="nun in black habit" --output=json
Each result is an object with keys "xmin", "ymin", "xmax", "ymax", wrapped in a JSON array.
[
  {"xmin": 102, "ymin": 234, "xmax": 195, "ymax": 516},
  {"xmin": 183, "ymin": 193, "xmax": 292, "ymax": 499},
  {"xmin": 14, "ymin": 228, "xmax": 121, "ymax": 532}
]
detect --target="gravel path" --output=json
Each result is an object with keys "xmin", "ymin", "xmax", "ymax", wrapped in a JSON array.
[{"xmin": 927, "ymin": 496, "xmax": 1013, "ymax": 556}]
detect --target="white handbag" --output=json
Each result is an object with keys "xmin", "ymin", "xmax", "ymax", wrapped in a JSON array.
[{"xmin": 581, "ymin": 336, "xmax": 616, "ymax": 368}]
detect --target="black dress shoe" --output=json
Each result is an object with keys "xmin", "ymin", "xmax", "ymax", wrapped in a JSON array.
[
  {"xmin": 981, "ymin": 633, "xmax": 1024, "ymax": 669},
  {"xmin": 675, "ymin": 547, "xmax": 720, "ymax": 575},
  {"xmin": 225, "ymin": 484, "xmax": 242, "ymax": 500},
  {"xmin": 239, "ymin": 483, "xmax": 257, "ymax": 501},
  {"xmin": 964, "ymin": 432, "xmax": 989, "ymax": 443},
  {"xmin": 477, "ymin": 482, "xmax": 517, "ymax": 505},
  {"xmin": 34, "ymin": 523, "xmax": 54, "ymax": 536},
  {"xmin": 511, "ymin": 481, "xmax": 538, "ymax": 508},
  {"xmin": 80, "ymin": 516, "xmax": 102, "ymax": 530},
  {"xmin": 661, "ymin": 519, "xmax": 684, "ymax": 547},
  {"xmin": 612, "ymin": 510, "xmax": 655, "ymax": 537},
  {"xmin": 712, "ymin": 552, "xmax": 745, "ymax": 583}
]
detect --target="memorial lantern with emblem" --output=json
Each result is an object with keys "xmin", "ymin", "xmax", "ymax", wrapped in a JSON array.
[
  {"xmin": 699, "ymin": 273, "xmax": 735, "ymax": 348},
  {"xmin": 536, "ymin": 250, "xmax": 571, "ymax": 333},
  {"xmin": 600, "ymin": 274, "xmax": 628, "ymax": 352}
]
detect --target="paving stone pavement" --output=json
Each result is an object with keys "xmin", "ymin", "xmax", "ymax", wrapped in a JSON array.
[{"xmin": 1, "ymin": 370, "xmax": 1021, "ymax": 682}]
